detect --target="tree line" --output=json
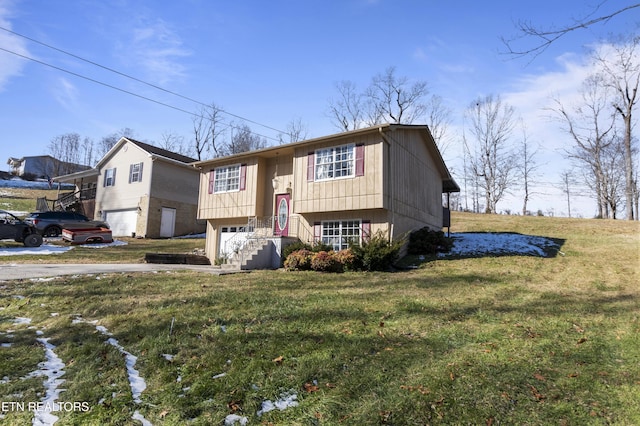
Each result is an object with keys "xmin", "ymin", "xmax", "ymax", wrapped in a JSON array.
[{"xmin": 46, "ymin": 5, "xmax": 638, "ymax": 220}]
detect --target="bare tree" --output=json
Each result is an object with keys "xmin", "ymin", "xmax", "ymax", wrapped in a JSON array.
[
  {"xmin": 559, "ymin": 169, "xmax": 577, "ymax": 217},
  {"xmin": 594, "ymin": 35, "xmax": 640, "ymax": 220},
  {"xmin": 190, "ymin": 103, "xmax": 227, "ymax": 160},
  {"xmin": 552, "ymin": 74, "xmax": 617, "ymax": 218},
  {"xmin": 501, "ymin": 2, "xmax": 640, "ymax": 58},
  {"xmin": 365, "ymin": 66, "xmax": 428, "ymax": 125},
  {"xmin": 278, "ymin": 117, "xmax": 309, "ymax": 144},
  {"xmin": 465, "ymin": 95, "xmax": 517, "ymax": 214},
  {"xmin": 425, "ymin": 94, "xmax": 453, "ymax": 155},
  {"xmin": 159, "ymin": 131, "xmax": 190, "ymax": 156},
  {"xmin": 98, "ymin": 128, "xmax": 135, "ymax": 159},
  {"xmin": 221, "ymin": 123, "xmax": 266, "ymax": 156},
  {"xmin": 80, "ymin": 136, "xmax": 95, "ymax": 167},
  {"xmin": 327, "ymin": 80, "xmax": 364, "ymax": 131},
  {"xmin": 327, "ymin": 67, "xmax": 449, "ymax": 134},
  {"xmin": 599, "ymin": 136, "xmax": 626, "ymax": 218},
  {"xmin": 48, "ymin": 133, "xmax": 81, "ymax": 175},
  {"xmin": 516, "ymin": 123, "xmax": 542, "ymax": 215}
]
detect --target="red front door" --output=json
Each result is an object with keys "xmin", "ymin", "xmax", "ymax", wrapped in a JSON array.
[{"xmin": 275, "ymin": 193, "xmax": 290, "ymax": 236}]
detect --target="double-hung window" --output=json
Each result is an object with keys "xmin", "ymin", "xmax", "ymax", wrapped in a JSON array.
[
  {"xmin": 322, "ymin": 220, "xmax": 361, "ymax": 251},
  {"xmin": 104, "ymin": 168, "xmax": 116, "ymax": 187},
  {"xmin": 315, "ymin": 144, "xmax": 355, "ymax": 181},
  {"xmin": 211, "ymin": 164, "xmax": 246, "ymax": 193},
  {"xmin": 129, "ymin": 162, "xmax": 143, "ymax": 183}
]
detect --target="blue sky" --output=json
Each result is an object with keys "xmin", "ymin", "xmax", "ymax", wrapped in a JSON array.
[{"xmin": 1, "ymin": 0, "xmax": 638, "ymax": 217}]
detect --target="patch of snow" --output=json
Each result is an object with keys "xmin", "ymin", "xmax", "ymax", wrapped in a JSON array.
[
  {"xmin": 74, "ymin": 318, "xmax": 150, "ymax": 422},
  {"xmin": 0, "ymin": 243, "xmax": 73, "ymax": 257},
  {"xmin": 162, "ymin": 354, "xmax": 174, "ymax": 361},
  {"xmin": 225, "ymin": 414, "xmax": 249, "ymax": 425},
  {"xmin": 257, "ymin": 391, "xmax": 299, "ymax": 416},
  {"xmin": 104, "ymin": 337, "xmax": 147, "ymax": 403},
  {"xmin": 0, "ymin": 239, "xmax": 127, "ymax": 257},
  {"xmin": 13, "ymin": 317, "xmax": 32, "ymax": 325},
  {"xmin": 92, "ymin": 325, "xmax": 147, "ymax": 402},
  {"xmin": 212, "ymin": 373, "xmax": 226, "ymax": 379},
  {"xmin": 31, "ymin": 337, "xmax": 66, "ymax": 426},
  {"xmin": 440, "ymin": 232, "xmax": 559, "ymax": 258},
  {"xmin": 1, "ymin": 343, "xmax": 11, "ymax": 348},
  {"xmin": 0, "ymin": 178, "xmax": 73, "ymax": 190},
  {"xmin": 95, "ymin": 325, "xmax": 111, "ymax": 335},
  {"xmin": 172, "ymin": 233, "xmax": 205, "ymax": 239},
  {"xmin": 31, "ymin": 277, "xmax": 57, "ymax": 282},
  {"xmin": 80, "ymin": 239, "xmax": 128, "ymax": 249},
  {"xmin": 132, "ymin": 410, "xmax": 152, "ymax": 426}
]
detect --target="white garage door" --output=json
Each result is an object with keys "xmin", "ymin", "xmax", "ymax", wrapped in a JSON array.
[
  {"xmin": 104, "ymin": 209, "xmax": 138, "ymax": 237},
  {"xmin": 219, "ymin": 225, "xmax": 251, "ymax": 257}
]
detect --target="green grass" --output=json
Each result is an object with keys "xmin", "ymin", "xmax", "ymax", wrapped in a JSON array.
[
  {"xmin": 0, "ymin": 187, "xmax": 61, "ymax": 215},
  {"xmin": 0, "ymin": 212, "xmax": 639, "ymax": 425}
]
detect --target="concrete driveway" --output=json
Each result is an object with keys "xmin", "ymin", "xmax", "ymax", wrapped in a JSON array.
[{"xmin": 0, "ymin": 263, "xmax": 230, "ymax": 281}]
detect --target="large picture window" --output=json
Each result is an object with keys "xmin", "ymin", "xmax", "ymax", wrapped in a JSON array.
[
  {"xmin": 321, "ymin": 220, "xmax": 361, "ymax": 251},
  {"xmin": 315, "ymin": 144, "xmax": 355, "ymax": 181}
]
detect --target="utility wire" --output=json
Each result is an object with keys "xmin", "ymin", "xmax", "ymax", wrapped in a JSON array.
[
  {"xmin": 0, "ymin": 25, "xmax": 289, "ymax": 138},
  {"xmin": 0, "ymin": 45, "xmax": 281, "ymax": 143}
]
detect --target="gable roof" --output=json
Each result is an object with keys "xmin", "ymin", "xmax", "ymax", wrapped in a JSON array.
[
  {"xmin": 96, "ymin": 137, "xmax": 198, "ymax": 168},
  {"xmin": 126, "ymin": 138, "xmax": 198, "ymax": 164},
  {"xmin": 194, "ymin": 123, "xmax": 460, "ymax": 193}
]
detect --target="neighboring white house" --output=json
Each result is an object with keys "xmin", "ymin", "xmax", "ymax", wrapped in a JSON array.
[
  {"xmin": 7, "ymin": 155, "xmax": 89, "ymax": 179},
  {"xmin": 55, "ymin": 138, "xmax": 205, "ymax": 238}
]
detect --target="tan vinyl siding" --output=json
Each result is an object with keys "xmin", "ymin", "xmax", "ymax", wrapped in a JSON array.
[
  {"xmin": 198, "ymin": 159, "xmax": 259, "ymax": 219},
  {"xmin": 261, "ymin": 154, "xmax": 294, "ymax": 217},
  {"xmin": 293, "ymin": 209, "xmax": 391, "ymax": 245},
  {"xmin": 293, "ymin": 133, "xmax": 384, "ymax": 213},
  {"xmin": 388, "ymin": 128, "xmax": 443, "ymax": 232}
]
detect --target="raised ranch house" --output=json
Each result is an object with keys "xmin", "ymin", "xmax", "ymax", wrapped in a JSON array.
[
  {"xmin": 54, "ymin": 138, "xmax": 205, "ymax": 238},
  {"xmin": 195, "ymin": 124, "xmax": 459, "ymax": 269}
]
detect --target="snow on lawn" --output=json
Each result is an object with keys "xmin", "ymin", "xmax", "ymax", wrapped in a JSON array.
[
  {"xmin": 0, "ymin": 178, "xmax": 74, "ymax": 190},
  {"xmin": 0, "ymin": 239, "xmax": 127, "ymax": 256},
  {"xmin": 30, "ymin": 337, "xmax": 66, "ymax": 426},
  {"xmin": 74, "ymin": 318, "xmax": 151, "ymax": 425},
  {"xmin": 4, "ymin": 317, "xmax": 67, "ymax": 425},
  {"xmin": 0, "ymin": 243, "xmax": 73, "ymax": 256},
  {"xmin": 442, "ymin": 232, "xmax": 560, "ymax": 257}
]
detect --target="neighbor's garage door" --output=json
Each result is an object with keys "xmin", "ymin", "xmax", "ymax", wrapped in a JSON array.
[{"xmin": 104, "ymin": 209, "xmax": 138, "ymax": 237}]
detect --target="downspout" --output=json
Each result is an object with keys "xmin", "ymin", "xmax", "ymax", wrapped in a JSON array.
[{"xmin": 379, "ymin": 127, "xmax": 394, "ymax": 241}]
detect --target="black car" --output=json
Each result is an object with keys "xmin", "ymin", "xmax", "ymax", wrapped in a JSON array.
[
  {"xmin": 0, "ymin": 210, "xmax": 43, "ymax": 247},
  {"xmin": 24, "ymin": 211, "xmax": 110, "ymax": 237}
]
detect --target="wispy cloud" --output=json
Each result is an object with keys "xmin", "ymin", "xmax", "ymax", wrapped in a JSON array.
[
  {"xmin": 51, "ymin": 77, "xmax": 79, "ymax": 110},
  {"xmin": 120, "ymin": 18, "xmax": 191, "ymax": 85},
  {"xmin": 0, "ymin": 0, "xmax": 29, "ymax": 91}
]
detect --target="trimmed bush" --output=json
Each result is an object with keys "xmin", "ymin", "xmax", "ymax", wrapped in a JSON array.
[
  {"xmin": 349, "ymin": 230, "xmax": 404, "ymax": 271},
  {"xmin": 310, "ymin": 251, "xmax": 342, "ymax": 272},
  {"xmin": 284, "ymin": 248, "xmax": 357, "ymax": 273},
  {"xmin": 283, "ymin": 249, "xmax": 313, "ymax": 271},
  {"xmin": 408, "ymin": 227, "xmax": 452, "ymax": 255},
  {"xmin": 334, "ymin": 249, "xmax": 356, "ymax": 271}
]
